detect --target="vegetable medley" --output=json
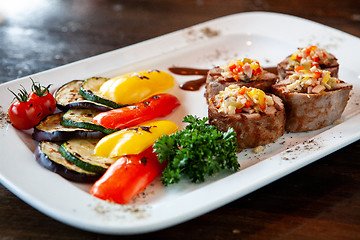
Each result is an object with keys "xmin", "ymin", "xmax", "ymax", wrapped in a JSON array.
[{"xmin": 9, "ymin": 69, "xmax": 240, "ymax": 205}]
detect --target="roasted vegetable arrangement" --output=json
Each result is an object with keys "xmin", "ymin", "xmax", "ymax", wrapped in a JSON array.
[
  {"xmin": 26, "ymin": 70, "xmax": 180, "ymax": 204},
  {"xmin": 9, "ymin": 69, "xmax": 240, "ymax": 205}
]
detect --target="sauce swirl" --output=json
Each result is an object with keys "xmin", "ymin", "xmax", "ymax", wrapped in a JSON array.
[
  {"xmin": 179, "ymin": 76, "xmax": 207, "ymax": 91},
  {"xmin": 168, "ymin": 67, "xmax": 209, "ymax": 91}
]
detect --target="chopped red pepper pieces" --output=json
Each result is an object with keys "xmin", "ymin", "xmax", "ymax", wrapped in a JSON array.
[{"xmin": 295, "ymin": 66, "xmax": 304, "ymax": 72}]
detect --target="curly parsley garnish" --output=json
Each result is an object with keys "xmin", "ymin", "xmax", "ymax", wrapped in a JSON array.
[{"xmin": 153, "ymin": 115, "xmax": 239, "ymax": 186}]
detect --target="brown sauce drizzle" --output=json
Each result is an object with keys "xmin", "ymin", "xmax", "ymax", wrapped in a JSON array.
[
  {"xmin": 169, "ymin": 67, "xmax": 209, "ymax": 91},
  {"xmin": 169, "ymin": 66, "xmax": 278, "ymax": 91},
  {"xmin": 168, "ymin": 67, "xmax": 209, "ymax": 76},
  {"xmin": 179, "ymin": 76, "xmax": 207, "ymax": 91}
]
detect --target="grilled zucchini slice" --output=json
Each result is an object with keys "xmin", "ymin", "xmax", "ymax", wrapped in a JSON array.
[
  {"xmin": 61, "ymin": 109, "xmax": 117, "ymax": 135},
  {"xmin": 59, "ymin": 138, "xmax": 116, "ymax": 174},
  {"xmin": 79, "ymin": 77, "xmax": 125, "ymax": 109},
  {"xmin": 54, "ymin": 80, "xmax": 112, "ymax": 112},
  {"xmin": 33, "ymin": 113, "xmax": 106, "ymax": 141},
  {"xmin": 35, "ymin": 141, "xmax": 100, "ymax": 182}
]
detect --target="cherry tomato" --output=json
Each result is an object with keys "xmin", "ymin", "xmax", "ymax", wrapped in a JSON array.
[
  {"xmin": 8, "ymin": 87, "xmax": 43, "ymax": 130},
  {"xmin": 29, "ymin": 79, "xmax": 56, "ymax": 117},
  {"xmin": 8, "ymin": 79, "xmax": 56, "ymax": 130},
  {"xmin": 29, "ymin": 91, "xmax": 56, "ymax": 118}
]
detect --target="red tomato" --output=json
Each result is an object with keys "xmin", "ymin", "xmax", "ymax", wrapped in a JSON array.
[
  {"xmin": 90, "ymin": 147, "xmax": 166, "ymax": 204},
  {"xmin": 93, "ymin": 93, "xmax": 180, "ymax": 129},
  {"xmin": 29, "ymin": 91, "xmax": 56, "ymax": 118},
  {"xmin": 8, "ymin": 97, "xmax": 43, "ymax": 130},
  {"xmin": 8, "ymin": 79, "xmax": 56, "ymax": 130},
  {"xmin": 29, "ymin": 79, "xmax": 56, "ymax": 117}
]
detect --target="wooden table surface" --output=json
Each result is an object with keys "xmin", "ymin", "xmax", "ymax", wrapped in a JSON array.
[{"xmin": 1, "ymin": 0, "xmax": 360, "ymax": 239}]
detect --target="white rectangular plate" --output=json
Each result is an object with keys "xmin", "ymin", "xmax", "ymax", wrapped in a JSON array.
[{"xmin": 0, "ymin": 12, "xmax": 360, "ymax": 235}]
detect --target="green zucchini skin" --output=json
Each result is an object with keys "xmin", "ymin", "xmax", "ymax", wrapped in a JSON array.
[
  {"xmin": 35, "ymin": 141, "xmax": 101, "ymax": 182},
  {"xmin": 33, "ymin": 113, "xmax": 106, "ymax": 141},
  {"xmin": 79, "ymin": 77, "xmax": 126, "ymax": 109},
  {"xmin": 54, "ymin": 80, "xmax": 113, "ymax": 112},
  {"xmin": 59, "ymin": 139, "xmax": 115, "ymax": 174},
  {"xmin": 61, "ymin": 109, "xmax": 117, "ymax": 135}
]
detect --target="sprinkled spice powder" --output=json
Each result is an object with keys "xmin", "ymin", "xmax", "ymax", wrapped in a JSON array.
[
  {"xmin": 0, "ymin": 106, "xmax": 10, "ymax": 129},
  {"xmin": 280, "ymin": 138, "xmax": 323, "ymax": 160}
]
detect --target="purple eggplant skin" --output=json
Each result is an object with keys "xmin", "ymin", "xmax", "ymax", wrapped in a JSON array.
[
  {"xmin": 32, "ymin": 112, "xmax": 106, "ymax": 141},
  {"xmin": 34, "ymin": 142, "xmax": 101, "ymax": 183},
  {"xmin": 32, "ymin": 127, "xmax": 106, "ymax": 142},
  {"xmin": 56, "ymin": 101, "xmax": 112, "ymax": 112}
]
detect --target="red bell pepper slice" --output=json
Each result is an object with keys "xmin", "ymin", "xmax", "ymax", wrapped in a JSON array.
[
  {"xmin": 92, "ymin": 93, "xmax": 180, "ymax": 129},
  {"xmin": 90, "ymin": 147, "xmax": 166, "ymax": 204}
]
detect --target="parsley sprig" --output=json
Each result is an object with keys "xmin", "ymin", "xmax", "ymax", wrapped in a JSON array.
[{"xmin": 153, "ymin": 115, "xmax": 239, "ymax": 186}]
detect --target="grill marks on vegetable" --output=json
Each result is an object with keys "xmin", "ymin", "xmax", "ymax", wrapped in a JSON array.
[
  {"xmin": 79, "ymin": 77, "xmax": 124, "ymax": 109},
  {"xmin": 127, "ymin": 125, "xmax": 154, "ymax": 133},
  {"xmin": 54, "ymin": 80, "xmax": 113, "ymax": 111},
  {"xmin": 131, "ymin": 70, "xmax": 160, "ymax": 80},
  {"xmin": 134, "ymin": 74, "xmax": 149, "ymax": 80},
  {"xmin": 35, "ymin": 141, "xmax": 101, "ymax": 182},
  {"xmin": 142, "ymin": 95, "xmax": 161, "ymax": 107},
  {"xmin": 140, "ymin": 157, "xmax": 148, "ymax": 166}
]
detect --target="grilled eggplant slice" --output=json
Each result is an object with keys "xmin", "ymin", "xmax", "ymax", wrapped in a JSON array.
[
  {"xmin": 33, "ymin": 113, "xmax": 106, "ymax": 141},
  {"xmin": 61, "ymin": 109, "xmax": 117, "ymax": 135},
  {"xmin": 54, "ymin": 80, "xmax": 112, "ymax": 112},
  {"xmin": 59, "ymin": 138, "xmax": 116, "ymax": 174},
  {"xmin": 35, "ymin": 141, "xmax": 101, "ymax": 182},
  {"xmin": 79, "ymin": 77, "xmax": 125, "ymax": 109}
]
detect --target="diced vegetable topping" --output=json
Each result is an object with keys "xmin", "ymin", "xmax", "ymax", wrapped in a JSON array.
[
  {"xmin": 288, "ymin": 46, "xmax": 331, "ymax": 70},
  {"xmin": 286, "ymin": 66, "xmax": 340, "ymax": 93},
  {"xmin": 220, "ymin": 58, "xmax": 264, "ymax": 81},
  {"xmin": 212, "ymin": 85, "xmax": 274, "ymax": 115}
]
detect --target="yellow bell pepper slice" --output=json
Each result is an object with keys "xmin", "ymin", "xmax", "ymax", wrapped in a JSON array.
[
  {"xmin": 94, "ymin": 120, "xmax": 178, "ymax": 158},
  {"xmin": 99, "ymin": 70, "xmax": 174, "ymax": 105}
]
